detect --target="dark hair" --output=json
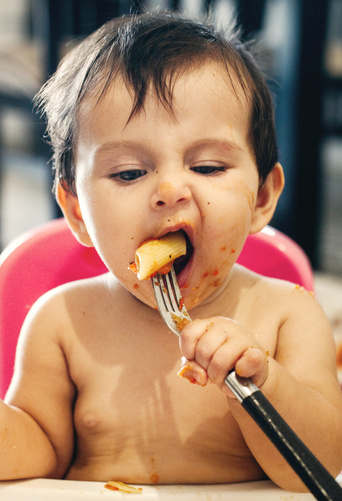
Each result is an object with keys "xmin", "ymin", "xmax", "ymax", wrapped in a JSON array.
[{"xmin": 35, "ymin": 11, "xmax": 278, "ymax": 196}]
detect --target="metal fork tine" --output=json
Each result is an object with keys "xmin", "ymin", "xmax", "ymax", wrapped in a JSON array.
[
  {"xmin": 157, "ymin": 274, "xmax": 174, "ymax": 313},
  {"xmin": 163, "ymin": 272, "xmax": 179, "ymax": 313},
  {"xmin": 152, "ymin": 275, "xmax": 169, "ymax": 311},
  {"xmin": 152, "ymin": 267, "xmax": 191, "ymax": 336},
  {"xmin": 169, "ymin": 267, "xmax": 183, "ymax": 306}
]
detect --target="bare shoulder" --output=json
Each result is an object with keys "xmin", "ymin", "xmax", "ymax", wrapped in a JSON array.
[
  {"xmin": 229, "ymin": 265, "xmax": 341, "ymax": 402},
  {"xmin": 235, "ymin": 266, "xmax": 338, "ymax": 388},
  {"xmin": 22, "ymin": 273, "xmax": 115, "ymax": 328},
  {"xmin": 8, "ymin": 272, "xmax": 124, "ymax": 408},
  {"xmin": 11, "ymin": 273, "xmax": 120, "ymax": 376},
  {"xmin": 32, "ymin": 271, "xmax": 115, "ymax": 307},
  {"xmin": 232, "ymin": 265, "xmax": 334, "ymax": 357},
  {"xmin": 233, "ymin": 264, "xmax": 319, "ymax": 315}
]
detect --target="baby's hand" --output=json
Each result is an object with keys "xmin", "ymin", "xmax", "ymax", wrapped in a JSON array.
[{"xmin": 178, "ymin": 317, "xmax": 269, "ymax": 398}]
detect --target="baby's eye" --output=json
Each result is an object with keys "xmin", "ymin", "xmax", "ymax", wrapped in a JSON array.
[
  {"xmin": 191, "ymin": 166, "xmax": 226, "ymax": 175},
  {"xmin": 112, "ymin": 169, "xmax": 147, "ymax": 182}
]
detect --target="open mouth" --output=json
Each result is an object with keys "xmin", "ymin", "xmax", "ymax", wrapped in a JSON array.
[{"xmin": 173, "ymin": 230, "xmax": 193, "ymax": 276}]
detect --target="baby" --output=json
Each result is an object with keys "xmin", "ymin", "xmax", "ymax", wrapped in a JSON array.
[{"xmin": 1, "ymin": 11, "xmax": 342, "ymax": 492}]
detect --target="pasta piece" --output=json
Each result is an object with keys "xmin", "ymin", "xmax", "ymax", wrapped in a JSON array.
[
  {"xmin": 129, "ymin": 230, "xmax": 186, "ymax": 280},
  {"xmin": 104, "ymin": 481, "xmax": 142, "ymax": 493}
]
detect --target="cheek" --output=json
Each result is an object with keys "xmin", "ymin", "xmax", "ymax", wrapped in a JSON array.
[
  {"xmin": 198, "ymin": 182, "xmax": 258, "ymax": 271},
  {"xmin": 75, "ymin": 189, "xmax": 126, "ymax": 262},
  {"xmin": 206, "ymin": 182, "xmax": 257, "ymax": 237},
  {"xmin": 243, "ymin": 184, "xmax": 257, "ymax": 211},
  {"xmin": 228, "ymin": 178, "xmax": 258, "ymax": 211}
]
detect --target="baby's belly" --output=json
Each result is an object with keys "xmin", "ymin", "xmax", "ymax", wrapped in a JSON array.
[
  {"xmin": 66, "ymin": 382, "xmax": 265, "ymax": 484},
  {"xmin": 65, "ymin": 446, "xmax": 265, "ymax": 484}
]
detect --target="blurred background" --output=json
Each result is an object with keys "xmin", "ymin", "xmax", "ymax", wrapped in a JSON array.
[{"xmin": 0, "ymin": 0, "xmax": 341, "ymax": 348}]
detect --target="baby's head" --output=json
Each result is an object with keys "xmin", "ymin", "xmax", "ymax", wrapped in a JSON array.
[{"xmin": 36, "ymin": 11, "xmax": 278, "ymax": 196}]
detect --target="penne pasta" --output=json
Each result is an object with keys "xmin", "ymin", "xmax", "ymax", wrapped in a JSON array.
[
  {"xmin": 104, "ymin": 481, "xmax": 142, "ymax": 493},
  {"xmin": 129, "ymin": 231, "xmax": 186, "ymax": 280}
]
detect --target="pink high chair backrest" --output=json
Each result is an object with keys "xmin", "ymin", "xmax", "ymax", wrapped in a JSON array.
[{"xmin": 0, "ymin": 218, "xmax": 314, "ymax": 398}]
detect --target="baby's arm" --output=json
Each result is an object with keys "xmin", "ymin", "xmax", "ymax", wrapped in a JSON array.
[
  {"xmin": 0, "ymin": 292, "xmax": 76, "ymax": 480},
  {"xmin": 179, "ymin": 283, "xmax": 342, "ymax": 491}
]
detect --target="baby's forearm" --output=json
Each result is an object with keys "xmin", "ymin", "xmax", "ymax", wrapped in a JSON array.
[
  {"xmin": 228, "ymin": 359, "xmax": 342, "ymax": 492},
  {"xmin": 0, "ymin": 400, "xmax": 57, "ymax": 480}
]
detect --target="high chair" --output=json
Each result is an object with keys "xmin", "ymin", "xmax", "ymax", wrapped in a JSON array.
[{"xmin": 0, "ymin": 218, "xmax": 314, "ymax": 398}]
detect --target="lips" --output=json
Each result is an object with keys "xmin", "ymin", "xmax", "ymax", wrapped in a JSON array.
[{"xmin": 134, "ymin": 226, "xmax": 194, "ymax": 287}]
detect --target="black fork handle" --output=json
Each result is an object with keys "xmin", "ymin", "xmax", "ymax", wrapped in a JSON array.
[{"xmin": 225, "ymin": 372, "xmax": 342, "ymax": 501}]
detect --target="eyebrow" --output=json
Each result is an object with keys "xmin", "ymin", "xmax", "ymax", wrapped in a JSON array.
[
  {"xmin": 188, "ymin": 138, "xmax": 244, "ymax": 154},
  {"xmin": 96, "ymin": 138, "xmax": 244, "ymax": 157},
  {"xmin": 96, "ymin": 141, "xmax": 141, "ymax": 154}
]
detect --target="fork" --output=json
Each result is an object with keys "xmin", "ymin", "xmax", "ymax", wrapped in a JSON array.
[{"xmin": 152, "ymin": 267, "xmax": 342, "ymax": 501}]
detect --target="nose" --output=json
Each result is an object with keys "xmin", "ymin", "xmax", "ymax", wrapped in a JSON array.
[{"xmin": 150, "ymin": 181, "xmax": 192, "ymax": 209}]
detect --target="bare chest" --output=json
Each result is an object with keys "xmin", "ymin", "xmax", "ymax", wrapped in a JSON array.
[
  {"xmin": 62, "ymin": 292, "xmax": 275, "ymax": 482},
  {"xmin": 67, "ymin": 342, "xmax": 262, "ymax": 483}
]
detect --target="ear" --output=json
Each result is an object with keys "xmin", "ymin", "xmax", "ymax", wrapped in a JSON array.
[
  {"xmin": 56, "ymin": 183, "xmax": 94, "ymax": 247},
  {"xmin": 250, "ymin": 162, "xmax": 285, "ymax": 234}
]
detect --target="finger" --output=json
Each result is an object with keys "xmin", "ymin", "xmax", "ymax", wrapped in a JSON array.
[
  {"xmin": 194, "ymin": 324, "xmax": 231, "ymax": 371},
  {"xmin": 179, "ymin": 318, "xmax": 214, "ymax": 361},
  {"xmin": 205, "ymin": 341, "xmax": 239, "ymax": 384},
  {"xmin": 235, "ymin": 347, "xmax": 269, "ymax": 387}
]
